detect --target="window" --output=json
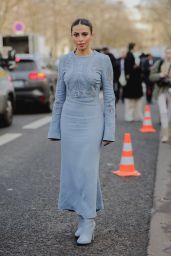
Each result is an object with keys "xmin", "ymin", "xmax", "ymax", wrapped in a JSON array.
[{"xmin": 13, "ymin": 60, "xmax": 37, "ymax": 71}]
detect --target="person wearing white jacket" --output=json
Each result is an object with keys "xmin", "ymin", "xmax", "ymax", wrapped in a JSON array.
[{"xmin": 150, "ymin": 47, "xmax": 171, "ymax": 142}]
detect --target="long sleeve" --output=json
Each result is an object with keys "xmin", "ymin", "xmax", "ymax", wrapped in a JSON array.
[
  {"xmin": 102, "ymin": 55, "xmax": 115, "ymax": 141},
  {"xmin": 48, "ymin": 58, "xmax": 66, "ymax": 140}
]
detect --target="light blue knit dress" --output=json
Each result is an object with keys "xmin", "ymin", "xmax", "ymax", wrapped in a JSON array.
[{"xmin": 48, "ymin": 50, "xmax": 115, "ymax": 218}]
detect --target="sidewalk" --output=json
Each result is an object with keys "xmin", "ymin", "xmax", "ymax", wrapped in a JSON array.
[{"xmin": 147, "ymin": 139, "xmax": 171, "ymax": 256}]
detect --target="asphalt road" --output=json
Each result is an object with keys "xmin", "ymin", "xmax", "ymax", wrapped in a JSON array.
[{"xmin": 0, "ymin": 102, "xmax": 160, "ymax": 256}]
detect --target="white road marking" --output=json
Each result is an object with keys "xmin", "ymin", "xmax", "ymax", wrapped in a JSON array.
[
  {"xmin": 23, "ymin": 116, "xmax": 51, "ymax": 129},
  {"xmin": 0, "ymin": 133, "xmax": 22, "ymax": 146}
]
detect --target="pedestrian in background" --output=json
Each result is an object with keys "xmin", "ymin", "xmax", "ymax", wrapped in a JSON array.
[
  {"xmin": 102, "ymin": 47, "xmax": 120, "ymax": 103},
  {"xmin": 150, "ymin": 46, "xmax": 171, "ymax": 142},
  {"xmin": 48, "ymin": 18, "xmax": 115, "ymax": 245},
  {"xmin": 124, "ymin": 42, "xmax": 143, "ymax": 121},
  {"xmin": 142, "ymin": 53, "xmax": 155, "ymax": 104},
  {"xmin": 117, "ymin": 48, "xmax": 127, "ymax": 103}
]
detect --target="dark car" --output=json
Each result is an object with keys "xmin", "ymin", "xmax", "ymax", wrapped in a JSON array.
[
  {"xmin": 10, "ymin": 54, "xmax": 57, "ymax": 112},
  {"xmin": 0, "ymin": 67, "xmax": 15, "ymax": 126}
]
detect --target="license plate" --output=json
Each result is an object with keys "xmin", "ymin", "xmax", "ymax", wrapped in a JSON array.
[{"xmin": 13, "ymin": 80, "xmax": 24, "ymax": 88}]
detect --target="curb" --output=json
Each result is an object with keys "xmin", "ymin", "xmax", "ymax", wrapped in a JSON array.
[{"xmin": 147, "ymin": 140, "xmax": 171, "ymax": 256}]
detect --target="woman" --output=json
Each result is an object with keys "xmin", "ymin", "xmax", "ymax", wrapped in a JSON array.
[
  {"xmin": 124, "ymin": 42, "xmax": 144, "ymax": 121},
  {"xmin": 48, "ymin": 18, "xmax": 115, "ymax": 245},
  {"xmin": 150, "ymin": 46, "xmax": 171, "ymax": 142}
]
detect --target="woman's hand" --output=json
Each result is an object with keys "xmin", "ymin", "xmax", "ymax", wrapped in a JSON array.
[
  {"xmin": 103, "ymin": 140, "xmax": 113, "ymax": 146},
  {"xmin": 160, "ymin": 72, "xmax": 167, "ymax": 78}
]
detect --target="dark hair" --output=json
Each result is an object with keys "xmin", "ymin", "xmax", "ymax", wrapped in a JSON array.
[
  {"xmin": 102, "ymin": 47, "xmax": 109, "ymax": 52},
  {"xmin": 71, "ymin": 18, "xmax": 93, "ymax": 34},
  {"xmin": 128, "ymin": 42, "xmax": 136, "ymax": 51}
]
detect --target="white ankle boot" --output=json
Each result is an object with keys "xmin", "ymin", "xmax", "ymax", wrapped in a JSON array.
[
  {"xmin": 161, "ymin": 127, "xmax": 169, "ymax": 143},
  {"xmin": 77, "ymin": 219, "xmax": 95, "ymax": 245},
  {"xmin": 75, "ymin": 215, "xmax": 84, "ymax": 238}
]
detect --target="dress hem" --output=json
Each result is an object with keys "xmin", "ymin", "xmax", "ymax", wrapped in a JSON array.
[{"xmin": 57, "ymin": 207, "xmax": 104, "ymax": 218}]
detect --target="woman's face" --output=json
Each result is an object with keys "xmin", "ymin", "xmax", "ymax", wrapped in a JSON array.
[{"xmin": 71, "ymin": 24, "xmax": 93, "ymax": 52}]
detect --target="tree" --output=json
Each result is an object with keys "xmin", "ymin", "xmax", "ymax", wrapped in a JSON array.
[
  {"xmin": 144, "ymin": 0, "xmax": 171, "ymax": 44},
  {"xmin": 0, "ymin": 0, "xmax": 24, "ymax": 31},
  {"xmin": 0, "ymin": 0, "xmax": 142, "ymax": 57}
]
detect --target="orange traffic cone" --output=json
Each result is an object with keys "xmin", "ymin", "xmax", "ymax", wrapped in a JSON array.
[
  {"xmin": 140, "ymin": 105, "xmax": 156, "ymax": 133},
  {"xmin": 113, "ymin": 133, "xmax": 141, "ymax": 177}
]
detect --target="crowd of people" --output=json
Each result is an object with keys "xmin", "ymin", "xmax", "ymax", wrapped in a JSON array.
[{"xmin": 98, "ymin": 43, "xmax": 171, "ymax": 143}]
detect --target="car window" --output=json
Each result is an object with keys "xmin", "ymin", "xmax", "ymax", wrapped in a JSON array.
[{"xmin": 12, "ymin": 60, "xmax": 37, "ymax": 71}]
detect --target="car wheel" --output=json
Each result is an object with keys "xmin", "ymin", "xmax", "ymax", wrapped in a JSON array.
[
  {"xmin": 2, "ymin": 99, "xmax": 13, "ymax": 126},
  {"xmin": 46, "ymin": 89, "xmax": 54, "ymax": 112}
]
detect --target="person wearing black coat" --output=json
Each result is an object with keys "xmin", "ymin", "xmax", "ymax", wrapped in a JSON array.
[
  {"xmin": 102, "ymin": 47, "xmax": 120, "ymax": 103},
  {"xmin": 116, "ymin": 48, "xmax": 127, "ymax": 103},
  {"xmin": 123, "ymin": 42, "xmax": 144, "ymax": 121},
  {"xmin": 141, "ymin": 53, "xmax": 155, "ymax": 104}
]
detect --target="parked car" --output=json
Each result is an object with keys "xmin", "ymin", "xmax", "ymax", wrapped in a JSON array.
[
  {"xmin": 0, "ymin": 67, "xmax": 15, "ymax": 126},
  {"xmin": 10, "ymin": 54, "xmax": 57, "ymax": 112}
]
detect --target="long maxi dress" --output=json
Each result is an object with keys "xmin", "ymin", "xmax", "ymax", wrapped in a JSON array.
[{"xmin": 48, "ymin": 50, "xmax": 115, "ymax": 219}]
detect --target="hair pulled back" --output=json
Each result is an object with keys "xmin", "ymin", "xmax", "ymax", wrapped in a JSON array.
[{"xmin": 71, "ymin": 18, "xmax": 93, "ymax": 34}]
